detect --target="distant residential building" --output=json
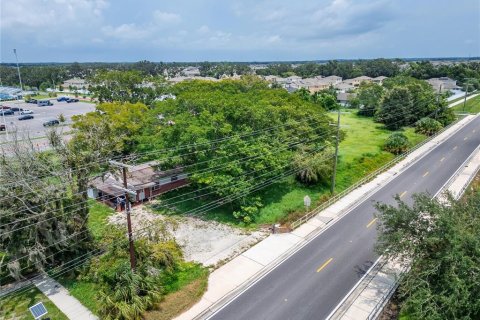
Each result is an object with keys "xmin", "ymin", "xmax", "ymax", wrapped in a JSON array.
[
  {"xmin": 334, "ymin": 82, "xmax": 355, "ymax": 93},
  {"xmin": 88, "ymin": 161, "xmax": 188, "ymax": 211},
  {"xmin": 427, "ymin": 77, "xmax": 459, "ymax": 92},
  {"xmin": 62, "ymin": 78, "xmax": 88, "ymax": 89},
  {"xmin": 344, "ymin": 76, "xmax": 373, "ymax": 87},
  {"xmin": 337, "ymin": 92, "xmax": 356, "ymax": 106}
]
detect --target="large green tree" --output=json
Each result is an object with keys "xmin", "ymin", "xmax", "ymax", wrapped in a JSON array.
[
  {"xmin": 136, "ymin": 77, "xmax": 336, "ymax": 222},
  {"xmin": 375, "ymin": 193, "xmax": 480, "ymax": 320}
]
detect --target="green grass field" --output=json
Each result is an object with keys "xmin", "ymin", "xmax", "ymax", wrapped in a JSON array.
[
  {"xmin": 452, "ymin": 95, "xmax": 480, "ymax": 113},
  {"xmin": 0, "ymin": 287, "xmax": 68, "ymax": 320}
]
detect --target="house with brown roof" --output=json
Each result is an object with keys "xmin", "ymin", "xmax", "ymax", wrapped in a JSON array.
[
  {"xmin": 88, "ymin": 161, "xmax": 188, "ymax": 211},
  {"xmin": 344, "ymin": 76, "xmax": 373, "ymax": 87}
]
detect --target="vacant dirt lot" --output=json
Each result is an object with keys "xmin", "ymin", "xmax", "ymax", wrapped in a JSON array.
[{"xmin": 109, "ymin": 204, "xmax": 267, "ymax": 267}]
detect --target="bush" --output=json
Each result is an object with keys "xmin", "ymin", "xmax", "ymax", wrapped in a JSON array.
[
  {"xmin": 415, "ymin": 117, "xmax": 443, "ymax": 136},
  {"xmin": 383, "ymin": 133, "xmax": 409, "ymax": 155}
]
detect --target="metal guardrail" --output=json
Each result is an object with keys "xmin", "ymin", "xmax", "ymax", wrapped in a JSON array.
[
  {"xmin": 290, "ymin": 118, "xmax": 462, "ymax": 230},
  {"xmin": 366, "ymin": 271, "xmax": 404, "ymax": 320}
]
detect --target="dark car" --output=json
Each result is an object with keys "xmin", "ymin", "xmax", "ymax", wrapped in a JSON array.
[
  {"xmin": 0, "ymin": 124, "xmax": 5, "ymax": 131},
  {"xmin": 43, "ymin": 119, "xmax": 60, "ymax": 127},
  {"xmin": 10, "ymin": 107, "xmax": 23, "ymax": 112},
  {"xmin": 0, "ymin": 110, "xmax": 14, "ymax": 116},
  {"xmin": 0, "ymin": 106, "xmax": 11, "ymax": 110},
  {"xmin": 18, "ymin": 114, "xmax": 34, "ymax": 120},
  {"xmin": 25, "ymin": 98, "xmax": 38, "ymax": 103},
  {"xmin": 57, "ymin": 96, "xmax": 69, "ymax": 102},
  {"xmin": 66, "ymin": 98, "xmax": 79, "ymax": 103}
]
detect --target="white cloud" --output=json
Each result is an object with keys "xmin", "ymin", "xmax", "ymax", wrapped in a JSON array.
[
  {"xmin": 153, "ymin": 11, "xmax": 181, "ymax": 24},
  {"xmin": 102, "ymin": 24, "xmax": 151, "ymax": 40},
  {"xmin": 197, "ymin": 25, "xmax": 211, "ymax": 34}
]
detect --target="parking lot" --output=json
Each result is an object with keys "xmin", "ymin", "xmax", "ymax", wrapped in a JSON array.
[{"xmin": 0, "ymin": 99, "xmax": 95, "ymax": 143}]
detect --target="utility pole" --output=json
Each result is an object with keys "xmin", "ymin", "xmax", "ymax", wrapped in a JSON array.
[
  {"xmin": 109, "ymin": 160, "xmax": 136, "ymax": 271},
  {"xmin": 462, "ymin": 82, "xmax": 469, "ymax": 113},
  {"xmin": 331, "ymin": 105, "xmax": 341, "ymax": 194},
  {"xmin": 13, "ymin": 49, "xmax": 23, "ymax": 92}
]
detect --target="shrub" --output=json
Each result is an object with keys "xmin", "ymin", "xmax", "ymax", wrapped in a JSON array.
[
  {"xmin": 383, "ymin": 133, "xmax": 409, "ymax": 155},
  {"xmin": 415, "ymin": 117, "xmax": 443, "ymax": 136}
]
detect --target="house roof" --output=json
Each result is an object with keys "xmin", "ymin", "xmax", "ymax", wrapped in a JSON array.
[{"xmin": 90, "ymin": 161, "xmax": 184, "ymax": 196}]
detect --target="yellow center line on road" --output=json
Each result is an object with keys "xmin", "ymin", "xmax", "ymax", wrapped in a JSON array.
[
  {"xmin": 440, "ymin": 157, "xmax": 445, "ymax": 162},
  {"xmin": 366, "ymin": 217, "xmax": 378, "ymax": 228},
  {"xmin": 423, "ymin": 171, "xmax": 429, "ymax": 177},
  {"xmin": 316, "ymin": 258, "xmax": 333, "ymax": 273},
  {"xmin": 400, "ymin": 191, "xmax": 407, "ymax": 198}
]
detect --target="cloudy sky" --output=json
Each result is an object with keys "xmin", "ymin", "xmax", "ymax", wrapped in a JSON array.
[{"xmin": 1, "ymin": 0, "xmax": 479, "ymax": 62}]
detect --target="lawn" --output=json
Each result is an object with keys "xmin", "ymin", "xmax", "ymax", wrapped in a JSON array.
[
  {"xmin": 87, "ymin": 199, "xmax": 115, "ymax": 240},
  {"xmin": 153, "ymin": 111, "xmax": 427, "ymax": 226},
  {"xmin": 0, "ymin": 287, "xmax": 68, "ymax": 320},
  {"xmin": 255, "ymin": 111, "xmax": 425, "ymax": 224},
  {"xmin": 144, "ymin": 262, "xmax": 209, "ymax": 320},
  {"xmin": 451, "ymin": 95, "xmax": 480, "ymax": 113}
]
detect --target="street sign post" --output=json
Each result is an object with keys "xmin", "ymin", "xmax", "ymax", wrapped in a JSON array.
[{"xmin": 304, "ymin": 195, "xmax": 311, "ymax": 211}]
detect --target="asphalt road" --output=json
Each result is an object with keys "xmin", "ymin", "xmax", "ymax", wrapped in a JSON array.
[
  {"xmin": 0, "ymin": 99, "xmax": 95, "ymax": 143},
  {"xmin": 209, "ymin": 115, "xmax": 480, "ymax": 320}
]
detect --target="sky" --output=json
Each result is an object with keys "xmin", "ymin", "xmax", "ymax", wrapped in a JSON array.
[{"xmin": 1, "ymin": 0, "xmax": 479, "ymax": 62}]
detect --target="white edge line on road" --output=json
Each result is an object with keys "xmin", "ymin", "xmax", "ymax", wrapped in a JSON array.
[
  {"xmin": 201, "ymin": 115, "xmax": 478, "ymax": 320},
  {"xmin": 325, "ymin": 256, "xmax": 383, "ymax": 320}
]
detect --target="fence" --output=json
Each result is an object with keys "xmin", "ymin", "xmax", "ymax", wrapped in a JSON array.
[{"xmin": 290, "ymin": 117, "xmax": 462, "ymax": 229}]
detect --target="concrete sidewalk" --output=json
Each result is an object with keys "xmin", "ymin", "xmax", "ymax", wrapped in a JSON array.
[
  {"xmin": 448, "ymin": 93, "xmax": 479, "ymax": 108},
  {"xmin": 331, "ymin": 140, "xmax": 480, "ymax": 320},
  {"xmin": 175, "ymin": 115, "xmax": 478, "ymax": 320},
  {"xmin": 33, "ymin": 275, "xmax": 97, "ymax": 320}
]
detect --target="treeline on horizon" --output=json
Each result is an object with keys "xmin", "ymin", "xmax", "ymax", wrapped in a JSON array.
[{"xmin": 1, "ymin": 58, "xmax": 480, "ymax": 90}]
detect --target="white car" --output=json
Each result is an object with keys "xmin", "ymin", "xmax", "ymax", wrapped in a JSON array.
[{"xmin": 21, "ymin": 110, "xmax": 34, "ymax": 115}]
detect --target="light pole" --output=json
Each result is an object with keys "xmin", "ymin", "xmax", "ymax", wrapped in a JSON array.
[{"xmin": 13, "ymin": 49, "xmax": 24, "ymax": 92}]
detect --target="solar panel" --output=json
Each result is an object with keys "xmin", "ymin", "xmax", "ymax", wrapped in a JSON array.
[{"xmin": 29, "ymin": 302, "xmax": 48, "ymax": 319}]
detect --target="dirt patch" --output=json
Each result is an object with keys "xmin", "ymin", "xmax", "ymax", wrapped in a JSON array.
[{"xmin": 108, "ymin": 204, "xmax": 268, "ymax": 267}]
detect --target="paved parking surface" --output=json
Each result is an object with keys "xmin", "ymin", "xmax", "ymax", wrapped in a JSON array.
[{"xmin": 0, "ymin": 99, "xmax": 95, "ymax": 142}]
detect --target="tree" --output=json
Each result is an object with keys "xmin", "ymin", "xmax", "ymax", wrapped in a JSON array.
[
  {"xmin": 356, "ymin": 82, "xmax": 384, "ymax": 116},
  {"xmin": 293, "ymin": 147, "xmax": 334, "ymax": 185},
  {"xmin": 383, "ymin": 132, "xmax": 409, "ymax": 155},
  {"xmin": 136, "ymin": 78, "xmax": 336, "ymax": 223},
  {"xmin": 88, "ymin": 70, "xmax": 167, "ymax": 105},
  {"xmin": 376, "ymin": 87, "xmax": 413, "ymax": 130},
  {"xmin": 58, "ymin": 113, "xmax": 66, "ymax": 123},
  {"xmin": 415, "ymin": 117, "xmax": 443, "ymax": 136},
  {"xmin": 375, "ymin": 193, "xmax": 480, "ymax": 319},
  {"xmin": 39, "ymin": 82, "xmax": 50, "ymax": 92},
  {"xmin": 0, "ymin": 133, "xmax": 92, "ymax": 280}
]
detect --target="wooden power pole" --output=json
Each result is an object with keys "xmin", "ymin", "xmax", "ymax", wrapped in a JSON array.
[
  {"xmin": 109, "ymin": 161, "xmax": 136, "ymax": 271},
  {"xmin": 331, "ymin": 106, "xmax": 341, "ymax": 194}
]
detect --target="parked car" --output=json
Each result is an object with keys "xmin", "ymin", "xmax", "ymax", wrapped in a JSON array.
[
  {"xmin": 10, "ymin": 107, "xmax": 23, "ymax": 112},
  {"xmin": 18, "ymin": 115, "xmax": 34, "ymax": 120},
  {"xmin": 37, "ymin": 100, "xmax": 53, "ymax": 107},
  {"xmin": 0, "ymin": 105, "xmax": 11, "ymax": 109},
  {"xmin": 57, "ymin": 96, "xmax": 69, "ymax": 102},
  {"xmin": 0, "ymin": 124, "xmax": 5, "ymax": 131},
  {"xmin": 0, "ymin": 110, "xmax": 14, "ymax": 116},
  {"xmin": 43, "ymin": 119, "xmax": 60, "ymax": 127},
  {"xmin": 20, "ymin": 110, "xmax": 34, "ymax": 115},
  {"xmin": 25, "ymin": 98, "xmax": 38, "ymax": 103},
  {"xmin": 66, "ymin": 98, "xmax": 79, "ymax": 103}
]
